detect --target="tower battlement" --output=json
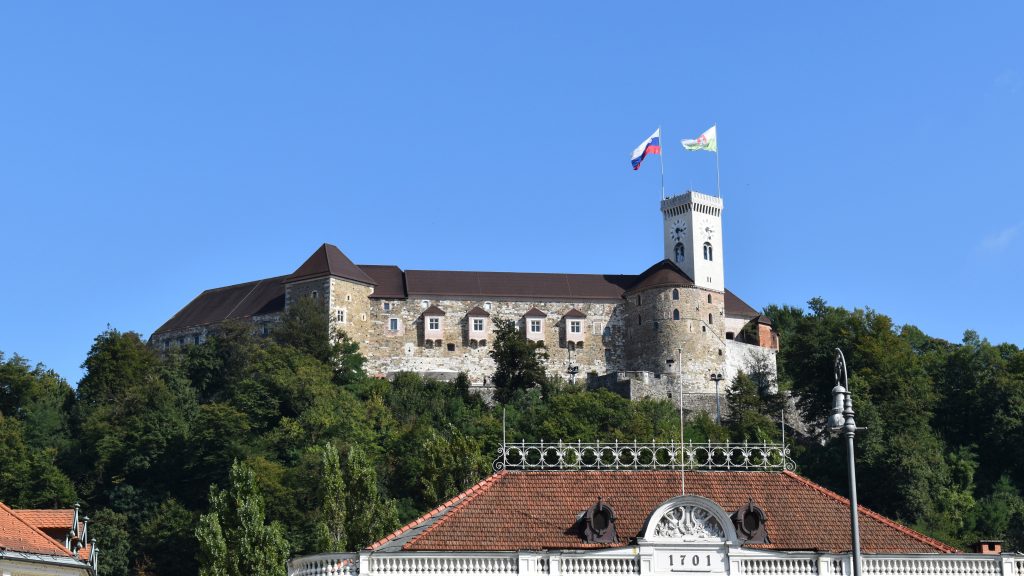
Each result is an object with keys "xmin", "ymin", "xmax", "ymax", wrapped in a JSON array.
[{"xmin": 660, "ymin": 190, "xmax": 722, "ymax": 217}]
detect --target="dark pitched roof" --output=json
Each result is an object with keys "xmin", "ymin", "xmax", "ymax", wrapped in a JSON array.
[
  {"xmin": 423, "ymin": 305, "xmax": 446, "ymax": 316},
  {"xmin": 755, "ymin": 314, "xmax": 773, "ymax": 326},
  {"xmin": 287, "ymin": 243, "xmax": 377, "ymax": 286},
  {"xmin": 524, "ymin": 307, "xmax": 547, "ymax": 318},
  {"xmin": 403, "ymin": 270, "xmax": 634, "ymax": 301},
  {"xmin": 369, "ymin": 471, "xmax": 956, "ymax": 554},
  {"xmin": 152, "ymin": 276, "xmax": 288, "ymax": 335},
  {"xmin": 563, "ymin": 308, "xmax": 587, "ymax": 318},
  {"xmin": 724, "ymin": 289, "xmax": 759, "ymax": 318},
  {"xmin": 361, "ymin": 265, "xmax": 407, "ymax": 298},
  {"xmin": 627, "ymin": 260, "xmax": 695, "ymax": 293},
  {"xmin": 467, "ymin": 306, "xmax": 490, "ymax": 317}
]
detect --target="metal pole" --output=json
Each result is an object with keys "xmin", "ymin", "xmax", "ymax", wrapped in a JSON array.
[{"xmin": 846, "ymin": 427, "xmax": 862, "ymax": 576}]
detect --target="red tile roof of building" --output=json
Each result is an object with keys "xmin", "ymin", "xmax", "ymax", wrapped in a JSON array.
[
  {"xmin": 367, "ymin": 470, "xmax": 955, "ymax": 554},
  {"xmin": 0, "ymin": 503, "xmax": 77, "ymax": 559},
  {"xmin": 11, "ymin": 508, "xmax": 93, "ymax": 561}
]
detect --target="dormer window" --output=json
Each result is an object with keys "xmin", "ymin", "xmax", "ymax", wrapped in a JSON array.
[
  {"xmin": 580, "ymin": 498, "xmax": 618, "ymax": 544},
  {"xmin": 473, "ymin": 318, "xmax": 485, "ymax": 331},
  {"xmin": 523, "ymin": 308, "xmax": 547, "ymax": 342},
  {"xmin": 423, "ymin": 305, "xmax": 446, "ymax": 342},
  {"xmin": 429, "ymin": 317, "xmax": 440, "ymax": 330},
  {"xmin": 530, "ymin": 320, "xmax": 542, "ymax": 333},
  {"xmin": 570, "ymin": 320, "xmax": 582, "ymax": 334}
]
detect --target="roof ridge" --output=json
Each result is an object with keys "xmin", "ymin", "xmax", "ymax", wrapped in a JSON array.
[
  {"xmin": 398, "ymin": 471, "xmax": 506, "ymax": 551},
  {"xmin": 367, "ymin": 471, "xmax": 506, "ymax": 551},
  {"xmin": 782, "ymin": 471, "xmax": 958, "ymax": 553},
  {"xmin": 0, "ymin": 502, "xmax": 76, "ymax": 558}
]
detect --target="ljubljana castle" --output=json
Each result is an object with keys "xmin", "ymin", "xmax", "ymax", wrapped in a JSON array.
[{"xmin": 152, "ymin": 190, "xmax": 777, "ymax": 401}]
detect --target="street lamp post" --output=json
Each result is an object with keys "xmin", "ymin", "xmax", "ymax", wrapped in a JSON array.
[
  {"xmin": 709, "ymin": 372, "xmax": 724, "ymax": 425},
  {"xmin": 828, "ymin": 349, "xmax": 862, "ymax": 576}
]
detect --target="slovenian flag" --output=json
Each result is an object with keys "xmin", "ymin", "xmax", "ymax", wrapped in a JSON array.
[{"xmin": 631, "ymin": 128, "xmax": 661, "ymax": 170}]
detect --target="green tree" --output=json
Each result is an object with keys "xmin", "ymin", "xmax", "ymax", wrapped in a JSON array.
[
  {"xmin": 489, "ymin": 318, "xmax": 549, "ymax": 403},
  {"xmin": 196, "ymin": 460, "xmax": 290, "ymax": 576},
  {"xmin": 312, "ymin": 443, "xmax": 347, "ymax": 552},
  {"xmin": 344, "ymin": 445, "xmax": 400, "ymax": 548}
]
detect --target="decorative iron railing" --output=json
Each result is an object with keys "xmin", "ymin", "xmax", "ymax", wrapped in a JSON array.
[{"xmin": 493, "ymin": 440, "xmax": 795, "ymax": 472}]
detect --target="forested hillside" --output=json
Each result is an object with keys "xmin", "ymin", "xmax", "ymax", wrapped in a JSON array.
[{"xmin": 1, "ymin": 297, "xmax": 1022, "ymax": 576}]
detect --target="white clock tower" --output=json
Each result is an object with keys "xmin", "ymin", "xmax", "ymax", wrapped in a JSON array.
[{"xmin": 661, "ymin": 191, "xmax": 725, "ymax": 292}]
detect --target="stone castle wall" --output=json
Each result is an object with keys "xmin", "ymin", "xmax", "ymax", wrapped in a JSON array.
[{"xmin": 354, "ymin": 296, "xmax": 625, "ymax": 384}]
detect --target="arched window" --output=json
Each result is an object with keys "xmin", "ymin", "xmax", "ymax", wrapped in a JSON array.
[
  {"xmin": 673, "ymin": 309, "xmax": 680, "ymax": 321},
  {"xmin": 707, "ymin": 294, "xmax": 712, "ymax": 304},
  {"xmin": 672, "ymin": 288, "xmax": 679, "ymax": 300},
  {"xmin": 708, "ymin": 313, "xmax": 713, "ymax": 324},
  {"xmin": 674, "ymin": 243, "xmax": 685, "ymax": 264},
  {"xmin": 703, "ymin": 242, "xmax": 713, "ymax": 261}
]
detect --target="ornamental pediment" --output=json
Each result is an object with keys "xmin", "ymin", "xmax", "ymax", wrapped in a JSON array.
[{"xmin": 639, "ymin": 495, "xmax": 738, "ymax": 544}]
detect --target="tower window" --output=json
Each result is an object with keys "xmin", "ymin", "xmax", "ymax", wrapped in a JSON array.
[
  {"xmin": 636, "ymin": 295, "xmax": 641, "ymax": 305},
  {"xmin": 389, "ymin": 318, "xmax": 399, "ymax": 331},
  {"xmin": 383, "ymin": 302, "xmax": 391, "ymax": 311},
  {"xmin": 336, "ymin": 310, "xmax": 346, "ymax": 323},
  {"xmin": 708, "ymin": 313, "xmax": 713, "ymax": 324},
  {"xmin": 310, "ymin": 291, "xmax": 318, "ymax": 300},
  {"xmin": 707, "ymin": 294, "xmax": 712, "ymax": 304},
  {"xmin": 703, "ymin": 242, "xmax": 713, "ymax": 261},
  {"xmin": 674, "ymin": 243, "xmax": 684, "ymax": 264},
  {"xmin": 672, "ymin": 288, "xmax": 679, "ymax": 300},
  {"xmin": 673, "ymin": 309, "xmax": 680, "ymax": 321},
  {"xmin": 638, "ymin": 315, "xmax": 642, "ymax": 325}
]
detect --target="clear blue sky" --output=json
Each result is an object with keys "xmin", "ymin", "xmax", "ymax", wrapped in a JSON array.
[{"xmin": 2, "ymin": 3, "xmax": 1021, "ymax": 384}]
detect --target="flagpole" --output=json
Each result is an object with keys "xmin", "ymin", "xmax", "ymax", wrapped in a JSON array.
[
  {"xmin": 714, "ymin": 124, "xmax": 721, "ymax": 198},
  {"xmin": 659, "ymin": 126, "xmax": 666, "ymax": 200}
]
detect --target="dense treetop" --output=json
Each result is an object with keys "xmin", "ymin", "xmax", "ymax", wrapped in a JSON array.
[{"xmin": 1, "ymin": 296, "xmax": 1022, "ymax": 575}]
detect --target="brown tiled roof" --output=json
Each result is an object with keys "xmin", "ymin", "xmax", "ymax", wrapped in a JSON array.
[
  {"xmin": 404, "ymin": 270, "xmax": 634, "ymax": 301},
  {"xmin": 13, "ymin": 509, "xmax": 92, "ymax": 561},
  {"xmin": 524, "ymin": 307, "xmax": 547, "ymax": 318},
  {"xmin": 423, "ymin": 305, "xmax": 446, "ymax": 316},
  {"xmin": 152, "ymin": 275, "xmax": 288, "ymax": 335},
  {"xmin": 467, "ymin": 306, "xmax": 490, "ymax": 317},
  {"xmin": 627, "ymin": 260, "xmax": 695, "ymax": 293},
  {"xmin": 563, "ymin": 308, "xmax": 587, "ymax": 318},
  {"xmin": 755, "ymin": 314, "xmax": 773, "ymax": 326},
  {"xmin": 288, "ymin": 243, "xmax": 376, "ymax": 286},
  {"xmin": 371, "ymin": 470, "xmax": 955, "ymax": 554},
  {"xmin": 0, "ymin": 503, "xmax": 77, "ymax": 558},
  {"xmin": 361, "ymin": 265, "xmax": 407, "ymax": 298},
  {"xmin": 725, "ymin": 289, "xmax": 760, "ymax": 319}
]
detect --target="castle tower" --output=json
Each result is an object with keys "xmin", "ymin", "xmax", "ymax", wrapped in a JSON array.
[{"xmin": 661, "ymin": 191, "xmax": 724, "ymax": 293}]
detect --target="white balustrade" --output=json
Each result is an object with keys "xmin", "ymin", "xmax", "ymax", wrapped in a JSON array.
[
  {"xmin": 862, "ymin": 556, "xmax": 1003, "ymax": 576},
  {"xmin": 560, "ymin": 556, "xmax": 640, "ymax": 575},
  {"xmin": 740, "ymin": 558, "xmax": 819, "ymax": 576},
  {"xmin": 369, "ymin": 555, "xmax": 519, "ymax": 576},
  {"xmin": 289, "ymin": 553, "xmax": 359, "ymax": 576}
]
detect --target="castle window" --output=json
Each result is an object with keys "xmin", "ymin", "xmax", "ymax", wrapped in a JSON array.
[
  {"xmin": 530, "ymin": 319, "xmax": 542, "ymax": 333},
  {"xmin": 703, "ymin": 242, "xmax": 713, "ymax": 261},
  {"xmin": 569, "ymin": 320, "xmax": 582, "ymax": 334},
  {"xmin": 434, "ymin": 339, "xmax": 443, "ymax": 347},
  {"xmin": 429, "ymin": 317, "xmax": 440, "ymax": 330},
  {"xmin": 336, "ymin": 310, "xmax": 346, "ymax": 323},
  {"xmin": 421, "ymin": 300, "xmax": 429, "ymax": 309},
  {"xmin": 718, "ymin": 349, "xmax": 723, "ymax": 356},
  {"xmin": 653, "ymin": 321, "xmax": 660, "ymax": 332},
  {"xmin": 702, "ymin": 325, "xmax": 707, "ymax": 333},
  {"xmin": 383, "ymin": 302, "xmax": 391, "ymax": 311},
  {"xmin": 346, "ymin": 294, "xmax": 352, "ymax": 302},
  {"xmin": 707, "ymin": 294, "xmax": 712, "ymax": 304},
  {"xmin": 260, "ymin": 324, "xmax": 269, "ymax": 336},
  {"xmin": 447, "ymin": 343, "xmax": 456, "ymax": 352},
  {"xmin": 360, "ymin": 313, "xmax": 366, "ymax": 321},
  {"xmin": 638, "ymin": 315, "xmax": 642, "ymax": 325},
  {"xmin": 389, "ymin": 318, "xmax": 399, "ymax": 331},
  {"xmin": 311, "ymin": 291, "xmax": 318, "ymax": 300},
  {"xmin": 636, "ymin": 295, "xmax": 641, "ymax": 305},
  {"xmin": 577, "ymin": 341, "xmax": 584, "ymax": 349},
  {"xmin": 193, "ymin": 335, "xmax": 201, "ymax": 345},
  {"xmin": 673, "ymin": 309, "xmax": 680, "ymax": 321},
  {"xmin": 708, "ymin": 313, "xmax": 713, "ymax": 324},
  {"xmin": 672, "ymin": 288, "xmax": 679, "ymax": 300},
  {"xmin": 568, "ymin": 341, "xmax": 576, "ymax": 351},
  {"xmin": 726, "ymin": 331, "xmax": 735, "ymax": 340},
  {"xmin": 484, "ymin": 301, "xmax": 492, "ymax": 311},
  {"xmin": 473, "ymin": 318, "xmax": 485, "ymax": 331}
]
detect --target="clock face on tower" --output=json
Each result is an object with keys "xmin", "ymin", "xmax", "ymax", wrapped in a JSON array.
[{"xmin": 669, "ymin": 218, "xmax": 687, "ymax": 242}]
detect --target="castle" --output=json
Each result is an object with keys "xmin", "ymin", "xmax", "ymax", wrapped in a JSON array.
[{"xmin": 152, "ymin": 190, "xmax": 777, "ymax": 402}]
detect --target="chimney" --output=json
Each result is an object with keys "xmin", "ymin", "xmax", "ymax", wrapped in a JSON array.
[{"xmin": 970, "ymin": 540, "xmax": 1002, "ymax": 555}]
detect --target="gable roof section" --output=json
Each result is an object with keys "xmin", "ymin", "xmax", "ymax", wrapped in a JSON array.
[
  {"xmin": 360, "ymin": 265, "xmax": 407, "ymax": 298},
  {"xmin": 152, "ymin": 275, "xmax": 288, "ymax": 335},
  {"xmin": 563, "ymin": 308, "xmax": 587, "ymax": 318},
  {"xmin": 0, "ymin": 502, "xmax": 76, "ymax": 559},
  {"xmin": 423, "ymin": 305, "xmax": 446, "ymax": 316},
  {"xmin": 287, "ymin": 243, "xmax": 377, "ymax": 286},
  {"xmin": 724, "ymin": 289, "xmax": 760, "ymax": 319},
  {"xmin": 467, "ymin": 306, "xmax": 490, "ymax": 317},
  {"xmin": 13, "ymin": 508, "xmax": 92, "ymax": 561},
  {"xmin": 367, "ymin": 470, "xmax": 955, "ymax": 554}
]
